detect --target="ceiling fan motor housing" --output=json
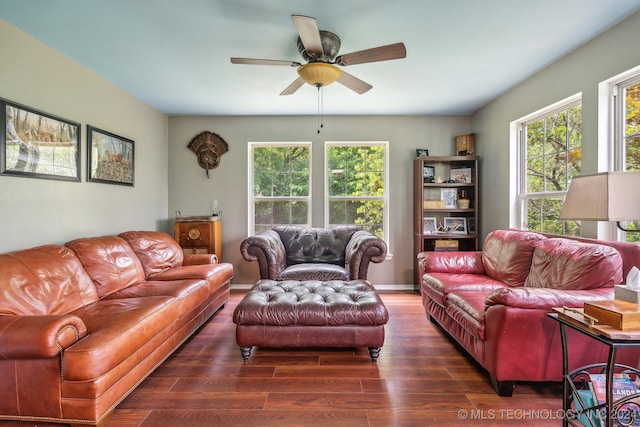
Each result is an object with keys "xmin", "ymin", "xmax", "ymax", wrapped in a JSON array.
[{"xmin": 297, "ymin": 30, "xmax": 341, "ymax": 63}]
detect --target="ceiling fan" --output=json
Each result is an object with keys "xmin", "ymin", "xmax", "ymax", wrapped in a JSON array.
[{"xmin": 230, "ymin": 14, "xmax": 407, "ymax": 96}]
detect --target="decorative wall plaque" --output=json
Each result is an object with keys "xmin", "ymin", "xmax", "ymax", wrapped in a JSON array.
[{"xmin": 187, "ymin": 131, "xmax": 229, "ymax": 178}]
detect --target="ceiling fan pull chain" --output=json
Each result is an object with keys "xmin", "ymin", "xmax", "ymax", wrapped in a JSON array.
[{"xmin": 317, "ymin": 85, "xmax": 323, "ymax": 133}]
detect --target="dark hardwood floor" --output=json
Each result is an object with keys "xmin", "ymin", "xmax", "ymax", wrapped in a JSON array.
[{"xmin": 1, "ymin": 290, "xmax": 564, "ymax": 427}]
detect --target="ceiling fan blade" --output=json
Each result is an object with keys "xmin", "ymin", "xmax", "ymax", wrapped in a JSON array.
[
  {"xmin": 280, "ymin": 77, "xmax": 306, "ymax": 96},
  {"xmin": 336, "ymin": 71, "xmax": 372, "ymax": 94},
  {"xmin": 231, "ymin": 57, "xmax": 301, "ymax": 67},
  {"xmin": 335, "ymin": 42, "xmax": 407, "ymax": 66},
  {"xmin": 291, "ymin": 15, "xmax": 323, "ymax": 56}
]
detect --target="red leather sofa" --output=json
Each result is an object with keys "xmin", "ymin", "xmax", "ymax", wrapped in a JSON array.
[
  {"xmin": 418, "ymin": 229, "xmax": 640, "ymax": 396},
  {"xmin": 0, "ymin": 231, "xmax": 233, "ymax": 426}
]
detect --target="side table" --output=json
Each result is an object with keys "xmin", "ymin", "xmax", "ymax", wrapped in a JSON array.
[
  {"xmin": 548, "ymin": 309, "xmax": 640, "ymax": 427},
  {"xmin": 174, "ymin": 216, "xmax": 222, "ymax": 259}
]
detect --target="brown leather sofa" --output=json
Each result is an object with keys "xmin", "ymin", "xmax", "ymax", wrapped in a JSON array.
[
  {"xmin": 0, "ymin": 230, "xmax": 233, "ymax": 426},
  {"xmin": 240, "ymin": 225, "xmax": 387, "ymax": 281}
]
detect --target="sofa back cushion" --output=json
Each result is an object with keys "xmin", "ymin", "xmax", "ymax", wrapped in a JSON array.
[
  {"xmin": 0, "ymin": 245, "xmax": 98, "ymax": 315},
  {"xmin": 66, "ymin": 236, "xmax": 146, "ymax": 298},
  {"xmin": 274, "ymin": 226, "xmax": 359, "ymax": 266},
  {"xmin": 543, "ymin": 233, "xmax": 640, "ymax": 283},
  {"xmin": 119, "ymin": 231, "xmax": 184, "ymax": 278},
  {"xmin": 481, "ymin": 229, "xmax": 547, "ymax": 287},
  {"xmin": 525, "ymin": 238, "xmax": 623, "ymax": 290}
]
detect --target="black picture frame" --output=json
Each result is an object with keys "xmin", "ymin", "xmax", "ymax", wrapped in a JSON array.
[
  {"xmin": 87, "ymin": 125, "xmax": 134, "ymax": 186},
  {"xmin": 1, "ymin": 98, "xmax": 80, "ymax": 182},
  {"xmin": 423, "ymin": 165, "xmax": 435, "ymax": 183},
  {"xmin": 416, "ymin": 148, "xmax": 429, "ymax": 157}
]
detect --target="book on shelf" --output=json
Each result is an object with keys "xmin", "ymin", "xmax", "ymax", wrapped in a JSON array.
[
  {"xmin": 589, "ymin": 373, "xmax": 640, "ymax": 426},
  {"xmin": 573, "ymin": 387, "xmax": 601, "ymax": 427}
]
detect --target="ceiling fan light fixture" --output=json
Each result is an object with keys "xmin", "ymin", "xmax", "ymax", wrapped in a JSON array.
[{"xmin": 297, "ymin": 63, "xmax": 342, "ymax": 87}]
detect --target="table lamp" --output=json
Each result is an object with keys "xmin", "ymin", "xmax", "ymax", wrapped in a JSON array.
[{"xmin": 559, "ymin": 171, "xmax": 640, "ymax": 232}]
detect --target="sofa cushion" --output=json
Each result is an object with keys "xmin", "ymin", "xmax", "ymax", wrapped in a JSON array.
[
  {"xmin": 119, "ymin": 231, "xmax": 184, "ymax": 278},
  {"xmin": 278, "ymin": 263, "xmax": 349, "ymax": 281},
  {"xmin": 421, "ymin": 272, "xmax": 506, "ymax": 307},
  {"xmin": 481, "ymin": 229, "xmax": 547, "ymax": 287},
  {"xmin": 0, "ymin": 245, "xmax": 98, "ymax": 315},
  {"xmin": 445, "ymin": 290, "xmax": 493, "ymax": 340},
  {"xmin": 274, "ymin": 225, "xmax": 359, "ymax": 266},
  {"xmin": 524, "ymin": 238, "xmax": 623, "ymax": 290},
  {"xmin": 105, "ymin": 279, "xmax": 210, "ymax": 317},
  {"xmin": 66, "ymin": 236, "xmax": 146, "ymax": 298},
  {"xmin": 63, "ymin": 295, "xmax": 179, "ymax": 381}
]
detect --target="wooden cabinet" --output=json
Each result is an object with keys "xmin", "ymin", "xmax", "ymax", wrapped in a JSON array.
[
  {"xmin": 413, "ymin": 156, "xmax": 479, "ymax": 287},
  {"xmin": 174, "ymin": 216, "xmax": 222, "ymax": 259}
]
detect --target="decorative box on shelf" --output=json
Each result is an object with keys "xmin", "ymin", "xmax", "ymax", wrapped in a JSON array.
[
  {"xmin": 434, "ymin": 240, "xmax": 459, "ymax": 252},
  {"xmin": 424, "ymin": 200, "xmax": 446, "ymax": 209}
]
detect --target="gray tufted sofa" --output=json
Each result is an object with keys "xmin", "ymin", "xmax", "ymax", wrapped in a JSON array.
[{"xmin": 240, "ymin": 226, "xmax": 387, "ymax": 281}]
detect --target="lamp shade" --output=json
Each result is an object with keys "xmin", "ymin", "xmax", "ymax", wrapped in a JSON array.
[
  {"xmin": 297, "ymin": 63, "xmax": 342, "ymax": 87},
  {"xmin": 559, "ymin": 171, "xmax": 640, "ymax": 221}
]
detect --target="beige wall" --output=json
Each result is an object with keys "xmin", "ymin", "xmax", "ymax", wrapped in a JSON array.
[
  {"xmin": 168, "ymin": 115, "xmax": 471, "ymax": 286},
  {"xmin": 471, "ymin": 10, "xmax": 640, "ymax": 238},
  {"xmin": 0, "ymin": 20, "xmax": 169, "ymax": 252},
  {"xmin": 6, "ymin": 8, "xmax": 638, "ymax": 286}
]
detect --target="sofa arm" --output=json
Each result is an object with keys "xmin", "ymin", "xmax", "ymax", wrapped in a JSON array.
[
  {"xmin": 417, "ymin": 251, "xmax": 484, "ymax": 276},
  {"xmin": 345, "ymin": 230, "xmax": 388, "ymax": 280},
  {"xmin": 240, "ymin": 230, "xmax": 287, "ymax": 280},
  {"xmin": 183, "ymin": 253, "xmax": 218, "ymax": 265},
  {"xmin": 485, "ymin": 286, "xmax": 614, "ymax": 310},
  {"xmin": 0, "ymin": 315, "xmax": 87, "ymax": 359}
]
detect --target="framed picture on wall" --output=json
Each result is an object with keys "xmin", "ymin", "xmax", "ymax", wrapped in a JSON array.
[
  {"xmin": 1, "ymin": 98, "xmax": 80, "ymax": 182},
  {"xmin": 87, "ymin": 125, "xmax": 135, "ymax": 186}
]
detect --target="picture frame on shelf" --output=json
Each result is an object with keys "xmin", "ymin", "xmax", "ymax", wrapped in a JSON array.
[
  {"xmin": 423, "ymin": 217, "xmax": 437, "ymax": 234},
  {"xmin": 1, "ymin": 98, "xmax": 81, "ymax": 182},
  {"xmin": 450, "ymin": 167, "xmax": 472, "ymax": 183},
  {"xmin": 443, "ymin": 217, "xmax": 467, "ymax": 234},
  {"xmin": 87, "ymin": 125, "xmax": 135, "ymax": 186},
  {"xmin": 441, "ymin": 188, "xmax": 457, "ymax": 209},
  {"xmin": 416, "ymin": 148, "xmax": 429, "ymax": 157},
  {"xmin": 423, "ymin": 165, "xmax": 435, "ymax": 183},
  {"xmin": 467, "ymin": 218, "xmax": 476, "ymax": 234}
]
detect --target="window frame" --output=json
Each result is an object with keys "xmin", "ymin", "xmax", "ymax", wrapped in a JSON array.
[
  {"xmin": 513, "ymin": 93, "xmax": 582, "ymax": 234},
  {"xmin": 599, "ymin": 64, "xmax": 640, "ymax": 241},
  {"xmin": 247, "ymin": 141, "xmax": 312, "ymax": 235},
  {"xmin": 324, "ymin": 141, "xmax": 390, "ymax": 246}
]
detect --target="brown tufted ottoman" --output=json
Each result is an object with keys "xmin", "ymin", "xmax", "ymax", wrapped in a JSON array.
[{"xmin": 233, "ymin": 279, "xmax": 389, "ymax": 361}]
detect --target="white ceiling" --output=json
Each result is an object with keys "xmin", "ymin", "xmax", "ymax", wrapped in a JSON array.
[{"xmin": 1, "ymin": 0, "xmax": 639, "ymax": 116}]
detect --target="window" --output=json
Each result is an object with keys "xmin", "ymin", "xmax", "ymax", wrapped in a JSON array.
[
  {"xmin": 613, "ymin": 72, "xmax": 640, "ymax": 241},
  {"xmin": 325, "ymin": 142, "xmax": 388, "ymax": 241},
  {"xmin": 516, "ymin": 95, "xmax": 582, "ymax": 235},
  {"xmin": 248, "ymin": 143, "xmax": 311, "ymax": 234}
]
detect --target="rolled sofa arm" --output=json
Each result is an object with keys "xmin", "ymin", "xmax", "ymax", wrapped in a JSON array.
[
  {"xmin": 345, "ymin": 230, "xmax": 388, "ymax": 280},
  {"xmin": 0, "ymin": 314, "xmax": 87, "ymax": 359},
  {"xmin": 240, "ymin": 230, "xmax": 287, "ymax": 280},
  {"xmin": 485, "ymin": 286, "xmax": 614, "ymax": 310},
  {"xmin": 417, "ymin": 251, "xmax": 485, "ymax": 276},
  {"xmin": 183, "ymin": 253, "xmax": 218, "ymax": 265}
]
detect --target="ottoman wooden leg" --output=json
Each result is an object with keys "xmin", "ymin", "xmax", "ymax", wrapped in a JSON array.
[
  {"xmin": 239, "ymin": 346, "xmax": 253, "ymax": 361},
  {"xmin": 368, "ymin": 347, "xmax": 381, "ymax": 362}
]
